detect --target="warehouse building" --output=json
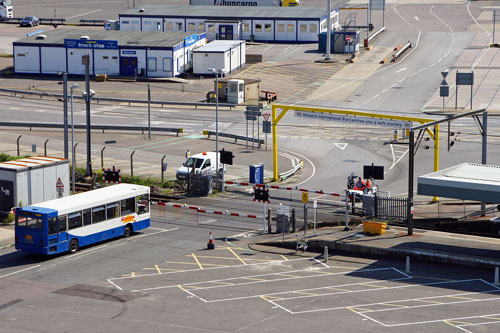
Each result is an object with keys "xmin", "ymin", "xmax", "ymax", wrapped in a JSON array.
[
  {"xmin": 13, "ymin": 29, "xmax": 206, "ymax": 77},
  {"xmin": 119, "ymin": 5, "xmax": 339, "ymax": 43},
  {"xmin": 193, "ymin": 40, "xmax": 246, "ymax": 75}
]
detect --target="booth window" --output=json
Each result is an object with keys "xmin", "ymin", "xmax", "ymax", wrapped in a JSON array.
[
  {"xmin": 156, "ymin": 22, "xmax": 161, "ymax": 30},
  {"xmin": 188, "ymin": 22, "xmax": 195, "ymax": 32},
  {"xmin": 300, "ymin": 24, "xmax": 307, "ymax": 33},
  {"xmin": 148, "ymin": 57, "xmax": 157, "ymax": 72},
  {"xmin": 265, "ymin": 24, "xmax": 272, "ymax": 32},
  {"xmin": 208, "ymin": 24, "xmax": 215, "ymax": 32},
  {"xmin": 163, "ymin": 58, "xmax": 171, "ymax": 72},
  {"xmin": 277, "ymin": 24, "xmax": 284, "ymax": 33},
  {"xmin": 243, "ymin": 23, "xmax": 249, "ymax": 32},
  {"xmin": 165, "ymin": 22, "xmax": 173, "ymax": 31},
  {"xmin": 287, "ymin": 24, "xmax": 294, "ymax": 33},
  {"xmin": 112, "ymin": 56, "xmax": 118, "ymax": 60},
  {"xmin": 255, "ymin": 24, "xmax": 262, "ymax": 32},
  {"xmin": 176, "ymin": 22, "xmax": 183, "ymax": 31},
  {"xmin": 310, "ymin": 23, "xmax": 317, "ymax": 32},
  {"xmin": 103, "ymin": 56, "xmax": 109, "ymax": 59},
  {"xmin": 198, "ymin": 22, "xmax": 204, "ymax": 31}
]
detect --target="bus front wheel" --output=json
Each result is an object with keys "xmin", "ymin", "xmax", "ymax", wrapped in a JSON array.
[
  {"xmin": 124, "ymin": 224, "xmax": 133, "ymax": 237},
  {"xmin": 69, "ymin": 239, "xmax": 79, "ymax": 254}
]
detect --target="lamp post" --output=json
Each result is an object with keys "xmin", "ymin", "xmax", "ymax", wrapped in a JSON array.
[
  {"xmin": 81, "ymin": 88, "xmax": 95, "ymax": 177},
  {"xmin": 208, "ymin": 67, "xmax": 226, "ymax": 185},
  {"xmin": 70, "ymin": 83, "xmax": 79, "ymax": 194}
]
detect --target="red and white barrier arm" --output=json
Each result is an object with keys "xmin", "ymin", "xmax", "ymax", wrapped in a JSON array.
[
  {"xmin": 155, "ymin": 202, "xmax": 262, "ymax": 218},
  {"xmin": 224, "ymin": 181, "xmax": 341, "ymax": 197}
]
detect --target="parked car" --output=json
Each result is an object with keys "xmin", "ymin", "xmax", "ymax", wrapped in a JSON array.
[{"xmin": 20, "ymin": 16, "xmax": 39, "ymax": 27}]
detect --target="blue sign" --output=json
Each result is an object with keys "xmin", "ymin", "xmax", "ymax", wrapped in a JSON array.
[
  {"xmin": 27, "ymin": 29, "xmax": 44, "ymax": 37},
  {"xmin": 64, "ymin": 39, "xmax": 118, "ymax": 50},
  {"xmin": 122, "ymin": 50, "xmax": 136, "ymax": 55},
  {"xmin": 184, "ymin": 34, "xmax": 198, "ymax": 47}
]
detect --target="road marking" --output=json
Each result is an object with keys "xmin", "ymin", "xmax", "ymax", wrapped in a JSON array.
[
  {"xmin": 333, "ymin": 143, "xmax": 348, "ymax": 150},
  {"xmin": 107, "ymin": 279, "xmax": 123, "ymax": 290},
  {"xmin": 382, "ymin": 303, "xmax": 408, "ymax": 308},
  {"xmin": 293, "ymin": 291, "xmax": 318, "ymax": 296},
  {"xmin": 280, "ymin": 255, "xmax": 288, "ymax": 261},
  {"xmin": 63, "ymin": 244, "xmax": 109, "ymax": 258},
  {"xmin": 155, "ymin": 264, "xmax": 162, "ymax": 274},
  {"xmin": 242, "ymin": 277, "xmax": 267, "ymax": 282},
  {"xmin": 396, "ymin": 67, "xmax": 407, "ymax": 73},
  {"xmin": 66, "ymin": 9, "xmax": 102, "ymax": 20},
  {"xmin": 191, "ymin": 253, "xmax": 204, "ymax": 270},
  {"xmin": 226, "ymin": 247, "xmax": 247, "ymax": 265},
  {"xmin": 0, "ymin": 265, "xmax": 41, "ymax": 278},
  {"xmin": 132, "ymin": 227, "xmax": 179, "ymax": 240},
  {"xmin": 414, "ymin": 16, "xmax": 419, "ymax": 21},
  {"xmin": 414, "ymin": 299, "xmax": 444, "ymax": 304}
]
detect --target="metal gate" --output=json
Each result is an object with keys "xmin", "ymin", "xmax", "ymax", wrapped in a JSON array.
[{"xmin": 375, "ymin": 195, "xmax": 408, "ymax": 222}]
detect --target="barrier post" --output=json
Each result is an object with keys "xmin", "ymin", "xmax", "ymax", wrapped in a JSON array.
[
  {"xmin": 17, "ymin": 135, "xmax": 22, "ymax": 156},
  {"xmin": 406, "ymin": 256, "xmax": 411, "ymax": 273},
  {"xmin": 130, "ymin": 150, "xmax": 135, "ymax": 178},
  {"xmin": 324, "ymin": 246, "xmax": 328, "ymax": 263},
  {"xmin": 495, "ymin": 267, "xmax": 499, "ymax": 285},
  {"xmin": 267, "ymin": 208, "xmax": 272, "ymax": 234}
]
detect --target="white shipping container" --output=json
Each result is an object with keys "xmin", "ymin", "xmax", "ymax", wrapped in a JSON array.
[{"xmin": 0, "ymin": 157, "xmax": 69, "ymax": 212}]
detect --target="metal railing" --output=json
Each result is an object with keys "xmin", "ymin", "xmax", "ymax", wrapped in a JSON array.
[
  {"xmin": 375, "ymin": 195, "xmax": 408, "ymax": 222},
  {"xmin": 279, "ymin": 160, "xmax": 303, "ymax": 181},
  {"xmin": 0, "ymin": 122, "xmax": 183, "ymax": 136},
  {"xmin": 0, "ymin": 86, "xmax": 236, "ymax": 109},
  {"xmin": 203, "ymin": 130, "xmax": 264, "ymax": 145},
  {"xmin": 79, "ymin": 19, "xmax": 105, "ymax": 26}
]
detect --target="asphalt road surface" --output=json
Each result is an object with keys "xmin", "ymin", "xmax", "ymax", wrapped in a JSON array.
[{"xmin": 1, "ymin": 207, "xmax": 500, "ymax": 332}]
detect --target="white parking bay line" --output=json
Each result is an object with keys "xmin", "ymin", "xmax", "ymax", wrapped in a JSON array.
[
  {"xmin": 131, "ymin": 227, "xmax": 179, "ymax": 240},
  {"xmin": 0, "ymin": 265, "xmax": 42, "ymax": 278}
]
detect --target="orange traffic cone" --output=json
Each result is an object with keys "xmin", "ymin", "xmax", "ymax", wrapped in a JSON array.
[{"xmin": 207, "ymin": 232, "xmax": 215, "ymax": 250}]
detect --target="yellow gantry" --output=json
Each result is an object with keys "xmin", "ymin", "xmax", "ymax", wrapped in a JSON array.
[{"xmin": 271, "ymin": 104, "xmax": 440, "ymax": 198}]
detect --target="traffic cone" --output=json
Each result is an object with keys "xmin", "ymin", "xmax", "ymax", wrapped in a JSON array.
[{"xmin": 207, "ymin": 232, "xmax": 215, "ymax": 250}]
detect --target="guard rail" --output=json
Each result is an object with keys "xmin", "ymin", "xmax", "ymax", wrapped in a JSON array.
[
  {"xmin": 392, "ymin": 41, "xmax": 412, "ymax": 62},
  {"xmin": 1, "ymin": 18, "xmax": 68, "ymax": 25},
  {"xmin": 0, "ymin": 122, "xmax": 183, "ymax": 135},
  {"xmin": 79, "ymin": 19, "xmax": 105, "ymax": 26},
  {"xmin": 279, "ymin": 160, "xmax": 304, "ymax": 181},
  {"xmin": 0, "ymin": 87, "xmax": 236, "ymax": 109},
  {"xmin": 364, "ymin": 26, "xmax": 385, "ymax": 47},
  {"xmin": 202, "ymin": 130, "xmax": 264, "ymax": 145}
]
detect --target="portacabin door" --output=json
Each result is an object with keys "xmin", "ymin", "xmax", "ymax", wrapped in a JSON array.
[
  {"xmin": 219, "ymin": 25, "xmax": 234, "ymax": 40},
  {"xmin": 120, "ymin": 56, "xmax": 138, "ymax": 76}
]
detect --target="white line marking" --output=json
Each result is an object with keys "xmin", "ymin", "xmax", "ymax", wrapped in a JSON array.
[
  {"xmin": 0, "ymin": 265, "xmax": 41, "ymax": 278},
  {"xmin": 414, "ymin": 16, "xmax": 419, "ymax": 21},
  {"xmin": 107, "ymin": 279, "xmax": 123, "ymax": 290},
  {"xmin": 373, "ymin": 94, "xmax": 380, "ymax": 99},
  {"xmin": 312, "ymin": 257, "xmax": 329, "ymax": 268},
  {"xmin": 65, "ymin": 9, "xmax": 102, "ymax": 20},
  {"xmin": 63, "ymin": 244, "xmax": 109, "ymax": 258},
  {"xmin": 396, "ymin": 67, "xmax": 407, "ymax": 73},
  {"xmin": 131, "ymin": 227, "xmax": 179, "ymax": 239}
]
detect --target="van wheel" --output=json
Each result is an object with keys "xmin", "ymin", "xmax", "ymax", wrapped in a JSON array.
[
  {"xmin": 124, "ymin": 224, "xmax": 133, "ymax": 237},
  {"xmin": 69, "ymin": 239, "xmax": 79, "ymax": 254}
]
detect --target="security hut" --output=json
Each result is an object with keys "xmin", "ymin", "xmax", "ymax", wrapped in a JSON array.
[
  {"xmin": 193, "ymin": 40, "xmax": 245, "ymax": 75},
  {"xmin": 217, "ymin": 78, "xmax": 260, "ymax": 104},
  {"xmin": 13, "ymin": 29, "xmax": 206, "ymax": 77},
  {"xmin": 0, "ymin": 156, "xmax": 69, "ymax": 213},
  {"xmin": 119, "ymin": 5, "xmax": 339, "ymax": 43}
]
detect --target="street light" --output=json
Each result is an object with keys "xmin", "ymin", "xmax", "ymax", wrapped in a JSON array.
[
  {"xmin": 70, "ymin": 83, "xmax": 79, "ymax": 194},
  {"xmin": 81, "ymin": 88, "xmax": 95, "ymax": 177},
  {"xmin": 208, "ymin": 67, "xmax": 226, "ymax": 187}
]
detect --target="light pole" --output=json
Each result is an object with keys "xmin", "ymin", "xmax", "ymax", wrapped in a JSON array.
[
  {"xmin": 81, "ymin": 88, "xmax": 95, "ymax": 177},
  {"xmin": 208, "ymin": 68, "xmax": 226, "ymax": 185},
  {"xmin": 70, "ymin": 83, "xmax": 79, "ymax": 194}
]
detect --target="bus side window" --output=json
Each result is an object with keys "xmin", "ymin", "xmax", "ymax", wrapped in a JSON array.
[
  {"xmin": 83, "ymin": 208, "xmax": 92, "ymax": 226},
  {"xmin": 136, "ymin": 194, "xmax": 150, "ymax": 215},
  {"xmin": 48, "ymin": 217, "xmax": 58, "ymax": 234},
  {"xmin": 59, "ymin": 215, "xmax": 67, "ymax": 232},
  {"xmin": 121, "ymin": 197, "xmax": 135, "ymax": 216}
]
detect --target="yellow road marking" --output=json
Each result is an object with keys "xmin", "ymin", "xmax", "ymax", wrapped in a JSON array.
[
  {"xmin": 411, "ymin": 275, "xmax": 453, "ymax": 281},
  {"xmin": 177, "ymin": 285, "xmax": 187, "ymax": 292},
  {"xmin": 382, "ymin": 303, "xmax": 408, "ymax": 308},
  {"xmin": 448, "ymin": 320, "xmax": 473, "ymax": 325},
  {"xmin": 359, "ymin": 283, "xmax": 387, "ymax": 289},
  {"xmin": 448, "ymin": 295, "xmax": 479, "ymax": 301},
  {"xmin": 191, "ymin": 253, "xmax": 204, "ymax": 270},
  {"xmin": 260, "ymin": 295, "xmax": 284, "ymax": 301},
  {"xmin": 164, "ymin": 261, "xmax": 198, "ymax": 265},
  {"xmin": 242, "ymin": 277, "xmax": 267, "ymax": 282},
  {"xmin": 414, "ymin": 299, "xmax": 444, "ymax": 304},
  {"xmin": 280, "ymin": 255, "xmax": 288, "ymax": 261},
  {"xmin": 189, "ymin": 255, "xmax": 275, "ymax": 262},
  {"xmin": 182, "ymin": 285, "xmax": 204, "ymax": 290},
  {"xmin": 292, "ymin": 291, "xmax": 319, "ymax": 296},
  {"xmin": 144, "ymin": 267, "xmax": 181, "ymax": 272},
  {"xmin": 481, "ymin": 316, "xmax": 500, "ymax": 321},
  {"xmin": 155, "ymin": 265, "xmax": 162, "ymax": 274},
  {"xmin": 211, "ymin": 281, "xmax": 235, "ymax": 285},
  {"xmin": 443, "ymin": 320, "xmax": 458, "ymax": 328},
  {"xmin": 348, "ymin": 307, "xmax": 372, "ymax": 313},
  {"xmin": 122, "ymin": 272, "xmax": 136, "ymax": 277},
  {"xmin": 275, "ymin": 273, "xmax": 300, "ymax": 278},
  {"xmin": 226, "ymin": 247, "xmax": 247, "ymax": 265},
  {"xmin": 326, "ymin": 287, "xmax": 350, "ymax": 292}
]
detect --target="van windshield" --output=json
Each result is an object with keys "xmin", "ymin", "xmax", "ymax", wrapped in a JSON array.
[{"xmin": 183, "ymin": 158, "xmax": 204, "ymax": 168}]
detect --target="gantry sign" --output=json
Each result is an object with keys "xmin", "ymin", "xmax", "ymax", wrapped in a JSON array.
[{"xmin": 271, "ymin": 104, "xmax": 439, "ymax": 181}]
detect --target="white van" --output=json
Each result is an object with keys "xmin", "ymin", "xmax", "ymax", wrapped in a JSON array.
[{"xmin": 176, "ymin": 152, "xmax": 223, "ymax": 180}]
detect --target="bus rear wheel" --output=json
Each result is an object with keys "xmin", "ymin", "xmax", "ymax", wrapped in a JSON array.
[
  {"xmin": 124, "ymin": 224, "xmax": 133, "ymax": 237},
  {"xmin": 69, "ymin": 239, "xmax": 79, "ymax": 254}
]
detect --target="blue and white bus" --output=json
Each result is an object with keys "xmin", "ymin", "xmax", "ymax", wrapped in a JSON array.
[{"xmin": 15, "ymin": 183, "xmax": 150, "ymax": 255}]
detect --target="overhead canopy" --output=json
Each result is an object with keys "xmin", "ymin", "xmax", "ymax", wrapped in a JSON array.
[{"xmin": 418, "ymin": 163, "xmax": 500, "ymax": 202}]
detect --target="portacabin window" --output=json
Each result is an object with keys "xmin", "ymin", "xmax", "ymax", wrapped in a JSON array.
[
  {"xmin": 188, "ymin": 22, "xmax": 195, "ymax": 32},
  {"xmin": 165, "ymin": 22, "xmax": 173, "ymax": 31},
  {"xmin": 255, "ymin": 23, "xmax": 262, "ymax": 32},
  {"xmin": 208, "ymin": 24, "xmax": 215, "ymax": 32},
  {"xmin": 198, "ymin": 22, "xmax": 204, "ymax": 31},
  {"xmin": 243, "ymin": 23, "xmax": 249, "ymax": 33},
  {"xmin": 148, "ymin": 57, "xmax": 157, "ymax": 72}
]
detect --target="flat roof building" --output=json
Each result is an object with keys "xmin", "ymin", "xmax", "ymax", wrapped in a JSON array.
[
  {"xmin": 119, "ymin": 5, "xmax": 339, "ymax": 43},
  {"xmin": 13, "ymin": 29, "xmax": 206, "ymax": 77}
]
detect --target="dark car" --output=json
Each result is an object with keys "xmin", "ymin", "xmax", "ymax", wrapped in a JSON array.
[{"xmin": 20, "ymin": 16, "xmax": 40, "ymax": 27}]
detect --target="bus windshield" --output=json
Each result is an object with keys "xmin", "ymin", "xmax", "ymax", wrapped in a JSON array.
[
  {"xmin": 17, "ymin": 216, "xmax": 43, "ymax": 230},
  {"xmin": 183, "ymin": 158, "xmax": 204, "ymax": 168}
]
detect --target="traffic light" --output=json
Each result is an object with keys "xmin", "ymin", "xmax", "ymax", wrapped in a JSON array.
[
  {"xmin": 102, "ymin": 167, "xmax": 121, "ymax": 183},
  {"xmin": 253, "ymin": 188, "xmax": 269, "ymax": 202},
  {"xmin": 220, "ymin": 149, "xmax": 234, "ymax": 165}
]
